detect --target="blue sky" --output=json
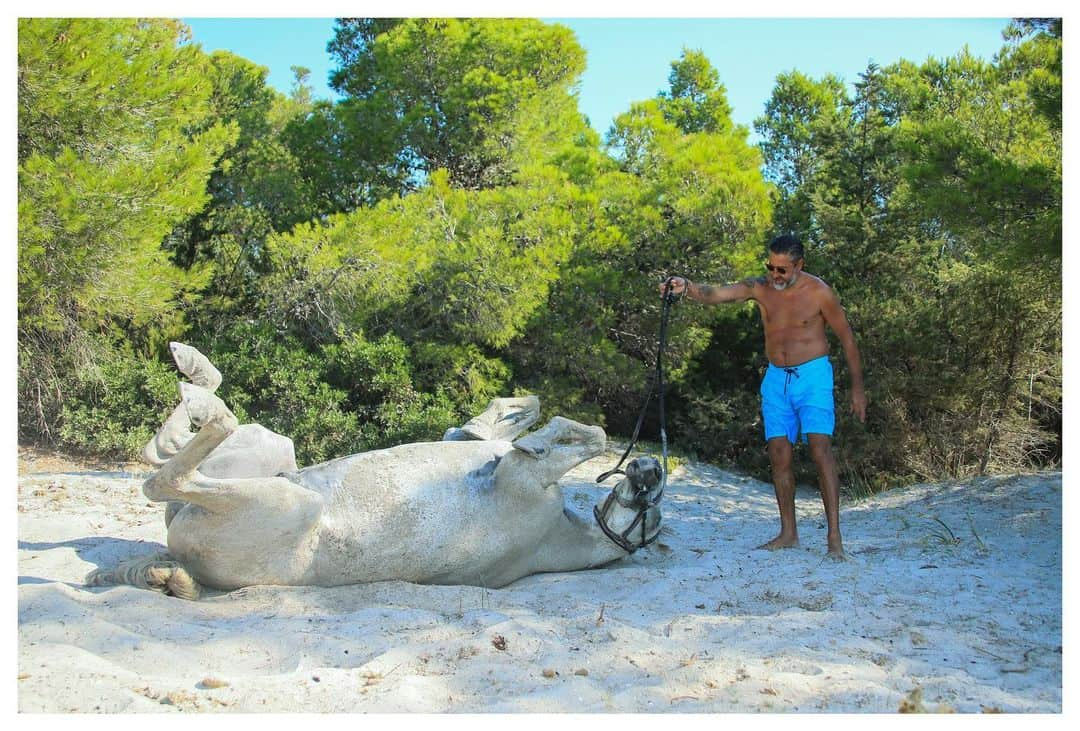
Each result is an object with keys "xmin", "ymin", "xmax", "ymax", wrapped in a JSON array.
[{"xmin": 181, "ymin": 16, "xmax": 1011, "ymax": 138}]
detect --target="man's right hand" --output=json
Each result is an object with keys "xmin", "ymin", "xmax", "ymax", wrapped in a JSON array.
[
  {"xmin": 661, "ymin": 276, "xmax": 688, "ymax": 297},
  {"xmin": 850, "ymin": 385, "xmax": 868, "ymax": 423}
]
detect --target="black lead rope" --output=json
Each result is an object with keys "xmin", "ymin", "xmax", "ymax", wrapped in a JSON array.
[{"xmin": 596, "ymin": 278, "xmax": 678, "ymax": 495}]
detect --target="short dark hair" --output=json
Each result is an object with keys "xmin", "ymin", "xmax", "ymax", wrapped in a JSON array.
[{"xmin": 769, "ymin": 234, "xmax": 804, "ymax": 261}]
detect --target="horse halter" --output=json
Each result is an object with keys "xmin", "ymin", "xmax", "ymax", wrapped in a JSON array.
[{"xmin": 593, "ymin": 456, "xmax": 664, "ymax": 553}]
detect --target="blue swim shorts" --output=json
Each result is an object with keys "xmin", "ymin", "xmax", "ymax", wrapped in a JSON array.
[{"xmin": 759, "ymin": 355, "xmax": 835, "ymax": 444}]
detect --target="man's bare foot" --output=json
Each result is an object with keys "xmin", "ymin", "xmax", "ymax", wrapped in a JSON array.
[
  {"xmin": 757, "ymin": 534, "xmax": 799, "ymax": 551},
  {"xmin": 827, "ymin": 536, "xmax": 846, "ymax": 560}
]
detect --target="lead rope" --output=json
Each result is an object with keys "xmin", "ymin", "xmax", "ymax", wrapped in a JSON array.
[
  {"xmin": 596, "ymin": 278, "xmax": 678, "ymax": 551},
  {"xmin": 653, "ymin": 280, "xmax": 674, "ymax": 542}
]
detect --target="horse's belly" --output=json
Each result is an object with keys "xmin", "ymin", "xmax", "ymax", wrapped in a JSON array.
[
  {"xmin": 312, "ymin": 499, "xmax": 558, "ymax": 586},
  {"xmin": 306, "ymin": 444, "xmax": 560, "ymax": 586},
  {"xmin": 199, "ymin": 424, "xmax": 297, "ymax": 478},
  {"xmin": 167, "ymin": 504, "xmax": 317, "ymax": 590}
]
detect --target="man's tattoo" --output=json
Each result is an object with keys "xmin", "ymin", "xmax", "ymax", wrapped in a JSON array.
[
  {"xmin": 742, "ymin": 276, "xmax": 766, "ymax": 288},
  {"xmin": 698, "ymin": 283, "xmax": 718, "ymax": 298}
]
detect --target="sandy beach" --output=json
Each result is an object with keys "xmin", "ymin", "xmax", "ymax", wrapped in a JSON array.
[{"xmin": 16, "ymin": 446, "xmax": 1062, "ymax": 713}]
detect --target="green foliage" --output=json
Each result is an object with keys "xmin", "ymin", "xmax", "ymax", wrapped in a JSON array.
[
  {"xmin": 254, "ymin": 210, "xmax": 417, "ymax": 343},
  {"xmin": 751, "ymin": 25, "xmax": 1061, "ymax": 485},
  {"xmin": 17, "ymin": 16, "xmax": 1060, "ymax": 495},
  {"xmin": 198, "ymin": 322, "xmax": 364, "ymax": 465},
  {"xmin": 1004, "ymin": 19, "xmax": 1061, "ymax": 130},
  {"xmin": 18, "ymin": 18, "xmax": 234, "ymax": 441},
  {"xmin": 168, "ymin": 49, "xmax": 320, "ymax": 331},
  {"xmin": 320, "ymin": 331, "xmax": 461, "ymax": 451},
  {"xmin": 192, "ymin": 323, "xmax": 466, "ymax": 464},
  {"xmin": 57, "ymin": 351, "xmax": 177, "ymax": 458},
  {"xmin": 891, "ymin": 42, "xmax": 1061, "ymax": 264},
  {"xmin": 281, "ymin": 97, "xmax": 409, "ymax": 213},
  {"xmin": 18, "ymin": 19, "xmax": 231, "ymax": 334},
  {"xmin": 324, "ymin": 330, "xmax": 415, "ymax": 405},
  {"xmin": 515, "ymin": 63, "xmax": 771, "ymax": 433},
  {"xmin": 325, "ymin": 18, "xmax": 588, "ymax": 192},
  {"xmin": 754, "ymin": 70, "xmax": 848, "ymax": 234},
  {"xmin": 401, "ymin": 172, "xmax": 578, "ymax": 349},
  {"xmin": 409, "ymin": 341, "xmax": 512, "ymax": 418},
  {"xmin": 658, "ymin": 48, "xmax": 736, "ymax": 135},
  {"xmin": 319, "ymin": 328, "xmax": 477, "ymax": 444},
  {"xmin": 512, "ymin": 376, "xmax": 608, "ymax": 428},
  {"xmin": 318, "ymin": 331, "xmax": 465, "ymax": 452},
  {"xmin": 256, "ymin": 166, "xmax": 579, "ymax": 352}
]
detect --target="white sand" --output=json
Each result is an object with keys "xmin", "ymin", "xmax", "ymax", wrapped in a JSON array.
[{"xmin": 16, "ymin": 449, "xmax": 1062, "ymax": 713}]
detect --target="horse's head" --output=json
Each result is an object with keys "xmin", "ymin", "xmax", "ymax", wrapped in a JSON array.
[
  {"xmin": 618, "ymin": 456, "xmax": 664, "ymax": 507},
  {"xmin": 594, "ymin": 456, "xmax": 664, "ymax": 553}
]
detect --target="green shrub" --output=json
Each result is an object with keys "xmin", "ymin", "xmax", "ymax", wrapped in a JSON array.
[
  {"xmin": 323, "ymin": 330, "xmax": 415, "ymax": 406},
  {"xmin": 360, "ymin": 391, "xmax": 459, "ymax": 449},
  {"xmin": 198, "ymin": 321, "xmax": 365, "ymax": 465},
  {"xmin": 409, "ymin": 340, "xmax": 512, "ymax": 418},
  {"xmin": 57, "ymin": 350, "xmax": 177, "ymax": 459},
  {"xmin": 193, "ymin": 322, "xmax": 475, "ymax": 463},
  {"xmin": 323, "ymin": 331, "xmax": 473, "ymax": 449}
]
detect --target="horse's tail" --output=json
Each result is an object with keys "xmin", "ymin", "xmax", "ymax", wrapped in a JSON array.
[{"xmin": 85, "ymin": 552, "xmax": 201, "ymax": 601}]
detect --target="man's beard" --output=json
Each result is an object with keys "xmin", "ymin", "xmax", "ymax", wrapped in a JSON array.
[{"xmin": 772, "ymin": 272, "xmax": 798, "ymax": 291}]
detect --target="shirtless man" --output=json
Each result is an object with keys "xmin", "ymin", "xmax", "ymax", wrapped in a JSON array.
[{"xmin": 662, "ymin": 234, "xmax": 866, "ymax": 559}]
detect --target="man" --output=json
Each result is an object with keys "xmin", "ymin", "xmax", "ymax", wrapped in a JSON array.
[{"xmin": 662, "ymin": 234, "xmax": 866, "ymax": 559}]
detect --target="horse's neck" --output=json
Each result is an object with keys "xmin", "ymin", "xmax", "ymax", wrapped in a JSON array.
[{"xmin": 493, "ymin": 450, "xmax": 540, "ymax": 492}]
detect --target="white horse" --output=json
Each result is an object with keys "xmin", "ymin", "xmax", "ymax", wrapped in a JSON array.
[{"xmin": 89, "ymin": 347, "xmax": 662, "ymax": 599}]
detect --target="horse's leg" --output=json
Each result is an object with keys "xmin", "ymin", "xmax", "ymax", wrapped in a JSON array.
[
  {"xmin": 134, "ymin": 384, "xmax": 323, "ymax": 591},
  {"xmin": 141, "ymin": 342, "xmax": 225, "ymax": 465},
  {"xmin": 141, "ymin": 342, "xmax": 225, "ymax": 525},
  {"xmin": 168, "ymin": 341, "xmax": 222, "ymax": 391},
  {"xmin": 141, "ymin": 404, "xmax": 194, "ymax": 466},
  {"xmin": 86, "ymin": 552, "xmax": 201, "ymax": 600},
  {"xmin": 143, "ymin": 384, "xmax": 321, "ymax": 517},
  {"xmin": 443, "ymin": 395, "xmax": 541, "ymax": 441},
  {"xmin": 93, "ymin": 387, "xmax": 215, "ymax": 594}
]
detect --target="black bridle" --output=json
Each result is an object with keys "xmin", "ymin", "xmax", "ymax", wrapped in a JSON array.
[
  {"xmin": 593, "ymin": 457, "xmax": 664, "ymax": 553},
  {"xmin": 593, "ymin": 279, "xmax": 679, "ymax": 552}
]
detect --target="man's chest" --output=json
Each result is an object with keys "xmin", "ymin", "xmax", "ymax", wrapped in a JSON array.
[{"xmin": 755, "ymin": 291, "xmax": 824, "ymax": 331}]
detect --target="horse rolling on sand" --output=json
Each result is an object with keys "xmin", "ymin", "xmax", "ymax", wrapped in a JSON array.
[{"xmin": 88, "ymin": 345, "xmax": 664, "ymax": 600}]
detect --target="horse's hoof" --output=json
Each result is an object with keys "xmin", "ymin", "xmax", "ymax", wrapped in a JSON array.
[
  {"xmin": 170, "ymin": 342, "xmax": 222, "ymax": 392},
  {"xmin": 180, "ymin": 383, "xmax": 238, "ymax": 432}
]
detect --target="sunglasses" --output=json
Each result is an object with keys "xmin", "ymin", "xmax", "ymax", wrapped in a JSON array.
[{"xmin": 765, "ymin": 263, "xmax": 791, "ymax": 275}]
